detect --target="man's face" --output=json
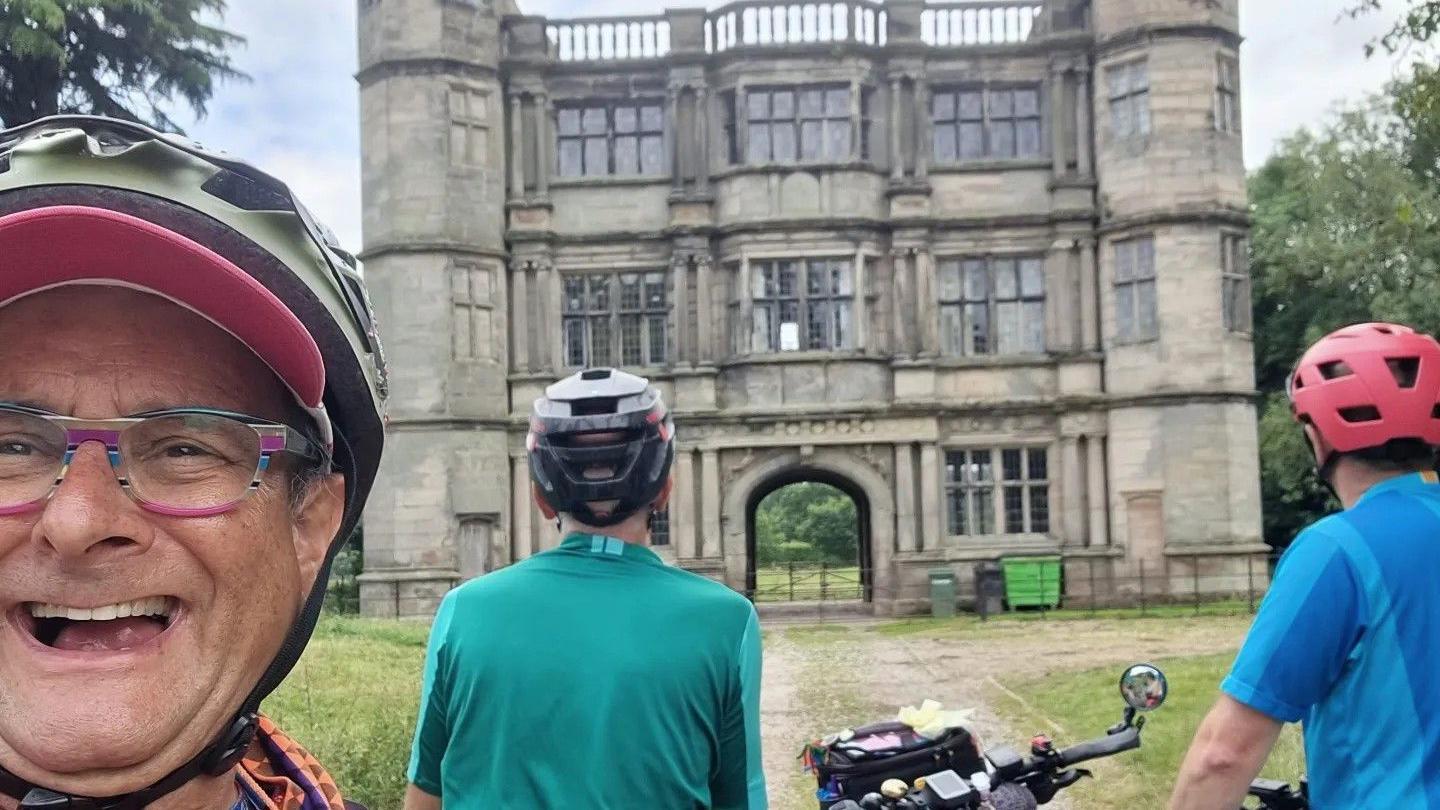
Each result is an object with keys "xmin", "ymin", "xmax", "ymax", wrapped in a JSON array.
[{"xmin": 0, "ymin": 286, "xmax": 341, "ymax": 794}]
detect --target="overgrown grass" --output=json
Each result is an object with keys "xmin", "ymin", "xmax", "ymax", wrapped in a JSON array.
[
  {"xmin": 261, "ymin": 616, "xmax": 430, "ymax": 810},
  {"xmin": 991, "ymin": 653, "xmax": 1305, "ymax": 809},
  {"xmin": 755, "ymin": 565, "xmax": 864, "ymax": 602}
]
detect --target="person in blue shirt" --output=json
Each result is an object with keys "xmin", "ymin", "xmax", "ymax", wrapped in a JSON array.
[
  {"xmin": 404, "ymin": 368, "xmax": 767, "ymax": 810},
  {"xmin": 1171, "ymin": 323, "xmax": 1440, "ymax": 809}
]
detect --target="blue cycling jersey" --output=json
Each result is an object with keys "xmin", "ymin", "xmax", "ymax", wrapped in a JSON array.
[{"xmin": 1225, "ymin": 472, "xmax": 1440, "ymax": 809}]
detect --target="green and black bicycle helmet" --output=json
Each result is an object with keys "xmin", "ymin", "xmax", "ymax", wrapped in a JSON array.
[
  {"xmin": 527, "ymin": 368, "xmax": 675, "ymax": 527},
  {"xmin": 0, "ymin": 115, "xmax": 387, "ymax": 809}
]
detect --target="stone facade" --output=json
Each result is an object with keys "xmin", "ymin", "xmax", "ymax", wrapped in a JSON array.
[{"xmin": 357, "ymin": 0, "xmax": 1266, "ymax": 618}]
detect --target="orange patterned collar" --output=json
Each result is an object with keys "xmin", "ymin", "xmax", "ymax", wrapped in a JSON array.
[{"xmin": 236, "ymin": 716, "xmax": 348, "ymax": 810}]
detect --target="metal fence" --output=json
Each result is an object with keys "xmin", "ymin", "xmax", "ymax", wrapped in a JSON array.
[
  {"xmin": 750, "ymin": 554, "xmax": 1272, "ymax": 623},
  {"xmin": 325, "ymin": 550, "xmax": 1271, "ymax": 621},
  {"xmin": 752, "ymin": 562, "xmax": 866, "ymax": 602}
]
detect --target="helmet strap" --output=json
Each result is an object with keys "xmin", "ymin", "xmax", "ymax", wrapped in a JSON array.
[
  {"xmin": 0, "ymin": 431, "xmax": 361, "ymax": 810},
  {"xmin": 1306, "ymin": 433, "xmax": 1342, "ymax": 506},
  {"xmin": 0, "ymin": 713, "xmax": 256, "ymax": 810}
]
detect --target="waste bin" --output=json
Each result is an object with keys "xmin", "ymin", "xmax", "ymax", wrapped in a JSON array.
[
  {"xmin": 1000, "ymin": 556, "xmax": 1063, "ymax": 609},
  {"xmin": 929, "ymin": 568, "xmax": 957, "ymax": 618},
  {"xmin": 973, "ymin": 561, "xmax": 1005, "ymax": 618}
]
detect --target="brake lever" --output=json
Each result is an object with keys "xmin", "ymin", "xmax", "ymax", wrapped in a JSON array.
[{"xmin": 1053, "ymin": 769, "xmax": 1091, "ymax": 789}]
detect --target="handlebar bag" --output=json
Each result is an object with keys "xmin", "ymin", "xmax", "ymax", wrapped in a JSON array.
[{"xmin": 806, "ymin": 720, "xmax": 986, "ymax": 805}]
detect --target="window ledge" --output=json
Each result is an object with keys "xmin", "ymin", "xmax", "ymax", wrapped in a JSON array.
[
  {"xmin": 713, "ymin": 162, "xmax": 885, "ymax": 180},
  {"xmin": 929, "ymin": 159, "xmax": 1052, "ymax": 174},
  {"xmin": 549, "ymin": 175, "xmax": 672, "ymax": 189},
  {"xmin": 893, "ymin": 354, "xmax": 1056, "ymax": 370},
  {"xmin": 946, "ymin": 534, "xmax": 1055, "ymax": 544},
  {"xmin": 720, "ymin": 350, "xmax": 887, "ymax": 366}
]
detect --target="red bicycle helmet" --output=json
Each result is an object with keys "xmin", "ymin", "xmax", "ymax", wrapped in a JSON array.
[{"xmin": 1289, "ymin": 323, "xmax": 1440, "ymax": 461}]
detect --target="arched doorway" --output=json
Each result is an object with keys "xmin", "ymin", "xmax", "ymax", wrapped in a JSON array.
[{"xmin": 745, "ymin": 468, "xmax": 872, "ymax": 602}]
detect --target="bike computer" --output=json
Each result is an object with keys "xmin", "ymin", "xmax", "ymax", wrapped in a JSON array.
[{"xmin": 920, "ymin": 770, "xmax": 976, "ymax": 808}]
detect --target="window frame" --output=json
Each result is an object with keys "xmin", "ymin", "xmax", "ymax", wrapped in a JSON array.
[
  {"xmin": 555, "ymin": 99, "xmax": 667, "ymax": 178},
  {"xmin": 1114, "ymin": 235, "xmax": 1159, "ymax": 344},
  {"xmin": 749, "ymin": 258, "xmax": 856, "ymax": 353},
  {"xmin": 945, "ymin": 447, "xmax": 1051, "ymax": 538},
  {"xmin": 1106, "ymin": 58, "xmax": 1151, "ymax": 140},
  {"xmin": 650, "ymin": 508, "xmax": 671, "ymax": 546},
  {"xmin": 1215, "ymin": 55, "xmax": 1240, "ymax": 135},
  {"xmin": 448, "ymin": 85, "xmax": 490, "ymax": 170},
  {"xmin": 937, "ymin": 255, "xmax": 1047, "ymax": 356},
  {"xmin": 931, "ymin": 84, "xmax": 1045, "ymax": 163},
  {"xmin": 451, "ymin": 261, "xmax": 495, "ymax": 360},
  {"xmin": 733, "ymin": 84, "xmax": 869, "ymax": 166},
  {"xmin": 561, "ymin": 270, "xmax": 669, "ymax": 369},
  {"xmin": 1221, "ymin": 232, "xmax": 1251, "ymax": 334}
]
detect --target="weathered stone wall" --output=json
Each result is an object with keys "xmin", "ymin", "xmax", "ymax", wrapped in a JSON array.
[{"xmin": 358, "ymin": 0, "xmax": 1266, "ymax": 618}]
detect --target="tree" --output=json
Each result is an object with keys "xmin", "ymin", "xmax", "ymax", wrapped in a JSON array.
[
  {"xmin": 0, "ymin": 0, "xmax": 245, "ymax": 131},
  {"xmin": 1349, "ymin": 1, "xmax": 1440, "ymax": 56},
  {"xmin": 1251, "ymin": 76, "xmax": 1440, "ymax": 545},
  {"xmin": 754, "ymin": 482, "xmax": 859, "ymax": 566}
]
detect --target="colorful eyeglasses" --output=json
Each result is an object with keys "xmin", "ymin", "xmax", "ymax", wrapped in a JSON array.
[{"xmin": 0, "ymin": 404, "xmax": 328, "ymax": 517}]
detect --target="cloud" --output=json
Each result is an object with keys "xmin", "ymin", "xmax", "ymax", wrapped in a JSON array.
[
  {"xmin": 180, "ymin": 0, "xmax": 360, "ymax": 250},
  {"xmin": 178, "ymin": 0, "xmax": 1411, "ymax": 251},
  {"xmin": 1240, "ymin": 0, "xmax": 1410, "ymax": 167}
]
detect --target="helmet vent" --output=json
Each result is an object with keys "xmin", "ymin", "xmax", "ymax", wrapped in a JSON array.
[
  {"xmin": 1339, "ymin": 406, "xmax": 1382, "ymax": 423},
  {"xmin": 580, "ymin": 369, "xmax": 613, "ymax": 381},
  {"xmin": 570, "ymin": 398, "xmax": 618, "ymax": 416},
  {"xmin": 0, "ymin": 154, "xmax": 9, "ymax": 175},
  {"xmin": 1318, "ymin": 361, "xmax": 1354, "ymax": 380},
  {"xmin": 201, "ymin": 169, "xmax": 291, "ymax": 212},
  {"xmin": 1432, "ymin": 403, "xmax": 1440, "ymax": 420},
  {"xmin": 1388, "ymin": 357, "xmax": 1420, "ymax": 389}
]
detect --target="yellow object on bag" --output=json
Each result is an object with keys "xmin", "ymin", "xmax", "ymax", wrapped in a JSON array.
[{"xmin": 898, "ymin": 699, "xmax": 974, "ymax": 739}]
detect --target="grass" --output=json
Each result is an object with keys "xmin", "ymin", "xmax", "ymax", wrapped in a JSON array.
[
  {"xmin": 776, "ymin": 627, "xmax": 891, "ymax": 810},
  {"xmin": 875, "ymin": 599, "xmax": 1261, "ymax": 636},
  {"xmin": 991, "ymin": 653, "xmax": 1305, "ymax": 809},
  {"xmin": 754, "ymin": 565, "xmax": 863, "ymax": 602},
  {"xmin": 261, "ymin": 616, "xmax": 430, "ymax": 810}
]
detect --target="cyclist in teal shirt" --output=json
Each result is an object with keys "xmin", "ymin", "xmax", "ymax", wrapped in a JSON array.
[
  {"xmin": 404, "ymin": 369, "xmax": 766, "ymax": 810},
  {"xmin": 1172, "ymin": 323, "xmax": 1440, "ymax": 809}
]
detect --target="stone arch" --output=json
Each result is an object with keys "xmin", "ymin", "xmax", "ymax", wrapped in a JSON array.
[{"xmin": 721, "ymin": 446, "xmax": 896, "ymax": 609}]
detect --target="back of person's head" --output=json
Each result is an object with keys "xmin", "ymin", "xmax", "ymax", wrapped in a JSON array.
[
  {"xmin": 527, "ymin": 368, "xmax": 675, "ymax": 533},
  {"xmin": 1289, "ymin": 323, "xmax": 1440, "ymax": 480}
]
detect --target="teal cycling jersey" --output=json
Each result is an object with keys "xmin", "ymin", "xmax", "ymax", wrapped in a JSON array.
[
  {"xmin": 1225, "ymin": 472, "xmax": 1440, "ymax": 808},
  {"xmin": 408, "ymin": 533, "xmax": 767, "ymax": 809}
]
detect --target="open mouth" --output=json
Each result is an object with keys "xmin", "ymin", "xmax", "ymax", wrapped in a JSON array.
[{"xmin": 22, "ymin": 597, "xmax": 176, "ymax": 653}]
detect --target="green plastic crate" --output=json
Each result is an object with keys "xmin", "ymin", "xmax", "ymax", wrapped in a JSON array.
[{"xmin": 1000, "ymin": 556, "xmax": 1063, "ymax": 609}]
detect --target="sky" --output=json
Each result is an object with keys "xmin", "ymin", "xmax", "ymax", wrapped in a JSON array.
[{"xmin": 180, "ymin": 0, "xmax": 1420, "ymax": 253}]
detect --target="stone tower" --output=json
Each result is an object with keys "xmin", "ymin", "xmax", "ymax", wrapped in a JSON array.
[
  {"xmin": 357, "ymin": 0, "xmax": 515, "ymax": 616},
  {"xmin": 1088, "ymin": 0, "xmax": 1263, "ymax": 590}
]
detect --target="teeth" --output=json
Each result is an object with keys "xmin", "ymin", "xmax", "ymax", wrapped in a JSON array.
[{"xmin": 27, "ymin": 597, "xmax": 171, "ymax": 621}]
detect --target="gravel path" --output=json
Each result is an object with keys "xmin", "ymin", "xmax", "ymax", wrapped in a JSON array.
[{"xmin": 760, "ymin": 615, "xmax": 1252, "ymax": 810}]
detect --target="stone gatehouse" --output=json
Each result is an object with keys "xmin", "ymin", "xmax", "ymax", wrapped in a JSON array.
[{"xmin": 356, "ymin": 0, "xmax": 1266, "ymax": 618}]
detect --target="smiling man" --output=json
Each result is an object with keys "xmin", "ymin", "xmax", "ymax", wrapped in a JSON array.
[{"xmin": 0, "ymin": 116, "xmax": 387, "ymax": 810}]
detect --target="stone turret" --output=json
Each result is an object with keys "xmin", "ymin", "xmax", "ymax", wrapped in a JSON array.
[
  {"xmin": 1088, "ymin": 0, "xmax": 1262, "ymax": 590},
  {"xmin": 357, "ymin": 0, "xmax": 513, "ymax": 616}
]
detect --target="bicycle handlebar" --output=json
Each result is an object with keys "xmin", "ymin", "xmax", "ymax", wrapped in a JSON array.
[{"xmin": 1055, "ymin": 726, "xmax": 1141, "ymax": 768}]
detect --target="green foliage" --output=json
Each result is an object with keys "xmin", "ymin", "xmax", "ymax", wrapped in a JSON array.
[
  {"xmin": 262, "ymin": 616, "xmax": 430, "ymax": 810},
  {"xmin": 1349, "ymin": 1, "xmax": 1440, "ymax": 57},
  {"xmin": 754, "ymin": 482, "xmax": 859, "ymax": 566},
  {"xmin": 1250, "ymin": 74, "xmax": 1440, "ymax": 544},
  {"xmin": 992, "ymin": 654, "xmax": 1305, "ymax": 809},
  {"xmin": 0, "ymin": 0, "xmax": 245, "ymax": 130}
]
